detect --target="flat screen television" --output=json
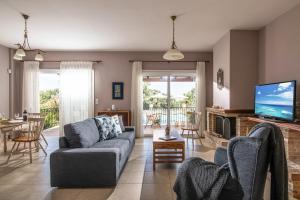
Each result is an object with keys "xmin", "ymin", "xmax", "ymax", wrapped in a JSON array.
[{"xmin": 255, "ymin": 80, "xmax": 297, "ymax": 122}]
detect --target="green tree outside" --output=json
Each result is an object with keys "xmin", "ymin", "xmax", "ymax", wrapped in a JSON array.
[
  {"xmin": 143, "ymin": 82, "xmax": 195, "ymax": 109},
  {"xmin": 40, "ymin": 89, "xmax": 59, "ymax": 129}
]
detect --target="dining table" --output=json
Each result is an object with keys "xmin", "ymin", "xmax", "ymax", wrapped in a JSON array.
[{"xmin": 0, "ymin": 119, "xmax": 25, "ymax": 153}]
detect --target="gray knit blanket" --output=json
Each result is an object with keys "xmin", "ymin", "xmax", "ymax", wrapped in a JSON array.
[
  {"xmin": 173, "ymin": 157, "xmax": 229, "ymax": 200},
  {"xmin": 249, "ymin": 123, "xmax": 288, "ymax": 200}
]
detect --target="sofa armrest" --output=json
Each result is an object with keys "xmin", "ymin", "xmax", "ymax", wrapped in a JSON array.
[
  {"xmin": 214, "ymin": 147, "xmax": 228, "ymax": 166},
  {"xmin": 124, "ymin": 126, "xmax": 135, "ymax": 132},
  {"xmin": 50, "ymin": 148, "xmax": 120, "ymax": 187}
]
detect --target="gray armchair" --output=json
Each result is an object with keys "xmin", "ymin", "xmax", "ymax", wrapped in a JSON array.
[
  {"xmin": 214, "ymin": 123, "xmax": 287, "ymax": 200},
  {"xmin": 173, "ymin": 123, "xmax": 287, "ymax": 200},
  {"xmin": 215, "ymin": 126, "xmax": 271, "ymax": 199}
]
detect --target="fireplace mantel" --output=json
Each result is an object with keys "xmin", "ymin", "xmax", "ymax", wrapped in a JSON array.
[{"xmin": 206, "ymin": 107, "xmax": 253, "ymax": 116}]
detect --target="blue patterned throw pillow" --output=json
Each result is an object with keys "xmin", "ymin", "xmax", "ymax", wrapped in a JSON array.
[
  {"xmin": 94, "ymin": 115, "xmax": 109, "ymax": 140},
  {"xmin": 111, "ymin": 115, "xmax": 123, "ymax": 134},
  {"xmin": 96, "ymin": 116, "xmax": 122, "ymax": 139}
]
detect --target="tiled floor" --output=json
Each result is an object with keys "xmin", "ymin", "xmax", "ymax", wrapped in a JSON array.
[
  {"xmin": 140, "ymin": 136, "xmax": 215, "ymax": 200},
  {"xmin": 0, "ymin": 127, "xmax": 215, "ymax": 200}
]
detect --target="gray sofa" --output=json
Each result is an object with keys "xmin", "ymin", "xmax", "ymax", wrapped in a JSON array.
[{"xmin": 50, "ymin": 118, "xmax": 135, "ymax": 187}]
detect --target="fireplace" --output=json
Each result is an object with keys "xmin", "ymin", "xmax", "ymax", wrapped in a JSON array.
[
  {"xmin": 215, "ymin": 115, "xmax": 236, "ymax": 139},
  {"xmin": 205, "ymin": 107, "xmax": 254, "ymax": 148},
  {"xmin": 215, "ymin": 115, "xmax": 224, "ymax": 136}
]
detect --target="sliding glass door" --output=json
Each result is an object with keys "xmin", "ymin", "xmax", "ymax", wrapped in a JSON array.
[
  {"xmin": 143, "ymin": 71, "xmax": 196, "ymax": 135},
  {"xmin": 170, "ymin": 75, "xmax": 196, "ymax": 128}
]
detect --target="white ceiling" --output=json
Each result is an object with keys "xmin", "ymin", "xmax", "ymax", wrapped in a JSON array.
[{"xmin": 0, "ymin": 0, "xmax": 299, "ymax": 51}]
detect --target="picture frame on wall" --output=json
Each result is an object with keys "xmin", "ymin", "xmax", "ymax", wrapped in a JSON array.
[
  {"xmin": 217, "ymin": 68, "xmax": 224, "ymax": 90},
  {"xmin": 112, "ymin": 82, "xmax": 124, "ymax": 99}
]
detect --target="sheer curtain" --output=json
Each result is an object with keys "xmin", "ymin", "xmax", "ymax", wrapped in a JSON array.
[
  {"xmin": 59, "ymin": 61, "xmax": 94, "ymax": 136},
  {"xmin": 22, "ymin": 61, "xmax": 40, "ymax": 113},
  {"xmin": 131, "ymin": 61, "xmax": 143, "ymax": 138},
  {"xmin": 196, "ymin": 62, "xmax": 206, "ymax": 136}
]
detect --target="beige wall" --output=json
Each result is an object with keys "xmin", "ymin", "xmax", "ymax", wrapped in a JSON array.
[
  {"xmin": 212, "ymin": 4, "xmax": 300, "ymax": 110},
  {"xmin": 230, "ymin": 30, "xmax": 259, "ymax": 109},
  {"xmin": 259, "ymin": 4, "xmax": 300, "ymax": 100},
  {"xmin": 213, "ymin": 30, "xmax": 259, "ymax": 109},
  {"xmin": 15, "ymin": 51, "xmax": 213, "ymax": 114},
  {"xmin": 0, "ymin": 45, "xmax": 9, "ymax": 117},
  {"xmin": 213, "ymin": 32, "xmax": 231, "ymax": 109}
]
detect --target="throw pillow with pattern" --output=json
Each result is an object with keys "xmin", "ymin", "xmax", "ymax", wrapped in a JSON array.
[
  {"xmin": 111, "ymin": 115, "xmax": 123, "ymax": 134},
  {"xmin": 97, "ymin": 116, "xmax": 122, "ymax": 139},
  {"xmin": 94, "ymin": 115, "xmax": 109, "ymax": 140},
  {"xmin": 118, "ymin": 115, "xmax": 126, "ymax": 132}
]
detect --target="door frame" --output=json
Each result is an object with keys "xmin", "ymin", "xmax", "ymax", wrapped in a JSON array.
[{"xmin": 142, "ymin": 70, "xmax": 196, "ymax": 127}]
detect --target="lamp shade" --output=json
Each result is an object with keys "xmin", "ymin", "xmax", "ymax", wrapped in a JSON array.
[
  {"xmin": 16, "ymin": 48, "xmax": 26, "ymax": 57},
  {"xmin": 13, "ymin": 53, "xmax": 23, "ymax": 60},
  {"xmin": 163, "ymin": 48, "xmax": 184, "ymax": 61},
  {"xmin": 35, "ymin": 52, "xmax": 44, "ymax": 61}
]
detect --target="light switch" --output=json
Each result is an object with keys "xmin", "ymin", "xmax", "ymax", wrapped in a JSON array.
[{"xmin": 95, "ymin": 98, "xmax": 99, "ymax": 105}]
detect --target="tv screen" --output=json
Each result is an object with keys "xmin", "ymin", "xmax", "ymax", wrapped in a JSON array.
[{"xmin": 255, "ymin": 80, "xmax": 296, "ymax": 121}]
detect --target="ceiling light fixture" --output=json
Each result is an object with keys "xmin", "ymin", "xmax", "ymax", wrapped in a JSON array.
[
  {"xmin": 35, "ymin": 51, "xmax": 44, "ymax": 61},
  {"xmin": 14, "ymin": 14, "xmax": 45, "ymax": 61},
  {"xmin": 13, "ymin": 54, "xmax": 23, "ymax": 61},
  {"xmin": 163, "ymin": 16, "xmax": 184, "ymax": 61}
]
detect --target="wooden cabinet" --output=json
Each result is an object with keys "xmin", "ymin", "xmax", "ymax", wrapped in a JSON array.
[{"xmin": 97, "ymin": 110, "xmax": 131, "ymax": 126}]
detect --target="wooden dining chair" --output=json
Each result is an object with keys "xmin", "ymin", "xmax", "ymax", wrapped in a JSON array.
[
  {"xmin": 21, "ymin": 113, "xmax": 48, "ymax": 146},
  {"xmin": 6, "ymin": 117, "xmax": 47, "ymax": 163},
  {"xmin": 181, "ymin": 111, "xmax": 203, "ymax": 148}
]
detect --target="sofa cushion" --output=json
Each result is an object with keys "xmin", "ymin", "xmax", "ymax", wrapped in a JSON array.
[
  {"xmin": 91, "ymin": 139, "xmax": 130, "ymax": 161},
  {"xmin": 64, "ymin": 124, "xmax": 81, "ymax": 148},
  {"xmin": 117, "ymin": 131, "xmax": 135, "ymax": 144},
  {"xmin": 65, "ymin": 118, "xmax": 100, "ymax": 148}
]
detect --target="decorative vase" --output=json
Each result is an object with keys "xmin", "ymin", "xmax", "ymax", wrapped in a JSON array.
[{"xmin": 165, "ymin": 126, "xmax": 170, "ymax": 136}]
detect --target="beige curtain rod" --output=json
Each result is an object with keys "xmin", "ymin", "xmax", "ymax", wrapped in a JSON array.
[
  {"xmin": 128, "ymin": 60, "xmax": 210, "ymax": 63},
  {"xmin": 19, "ymin": 60, "xmax": 102, "ymax": 64}
]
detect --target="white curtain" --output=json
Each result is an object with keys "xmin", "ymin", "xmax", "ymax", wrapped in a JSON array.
[
  {"xmin": 59, "ymin": 61, "xmax": 94, "ymax": 136},
  {"xmin": 22, "ymin": 61, "xmax": 40, "ymax": 113},
  {"xmin": 131, "ymin": 61, "xmax": 143, "ymax": 138},
  {"xmin": 196, "ymin": 62, "xmax": 206, "ymax": 136}
]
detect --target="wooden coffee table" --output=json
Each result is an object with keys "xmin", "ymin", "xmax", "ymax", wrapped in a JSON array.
[{"xmin": 152, "ymin": 130, "xmax": 185, "ymax": 170}]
